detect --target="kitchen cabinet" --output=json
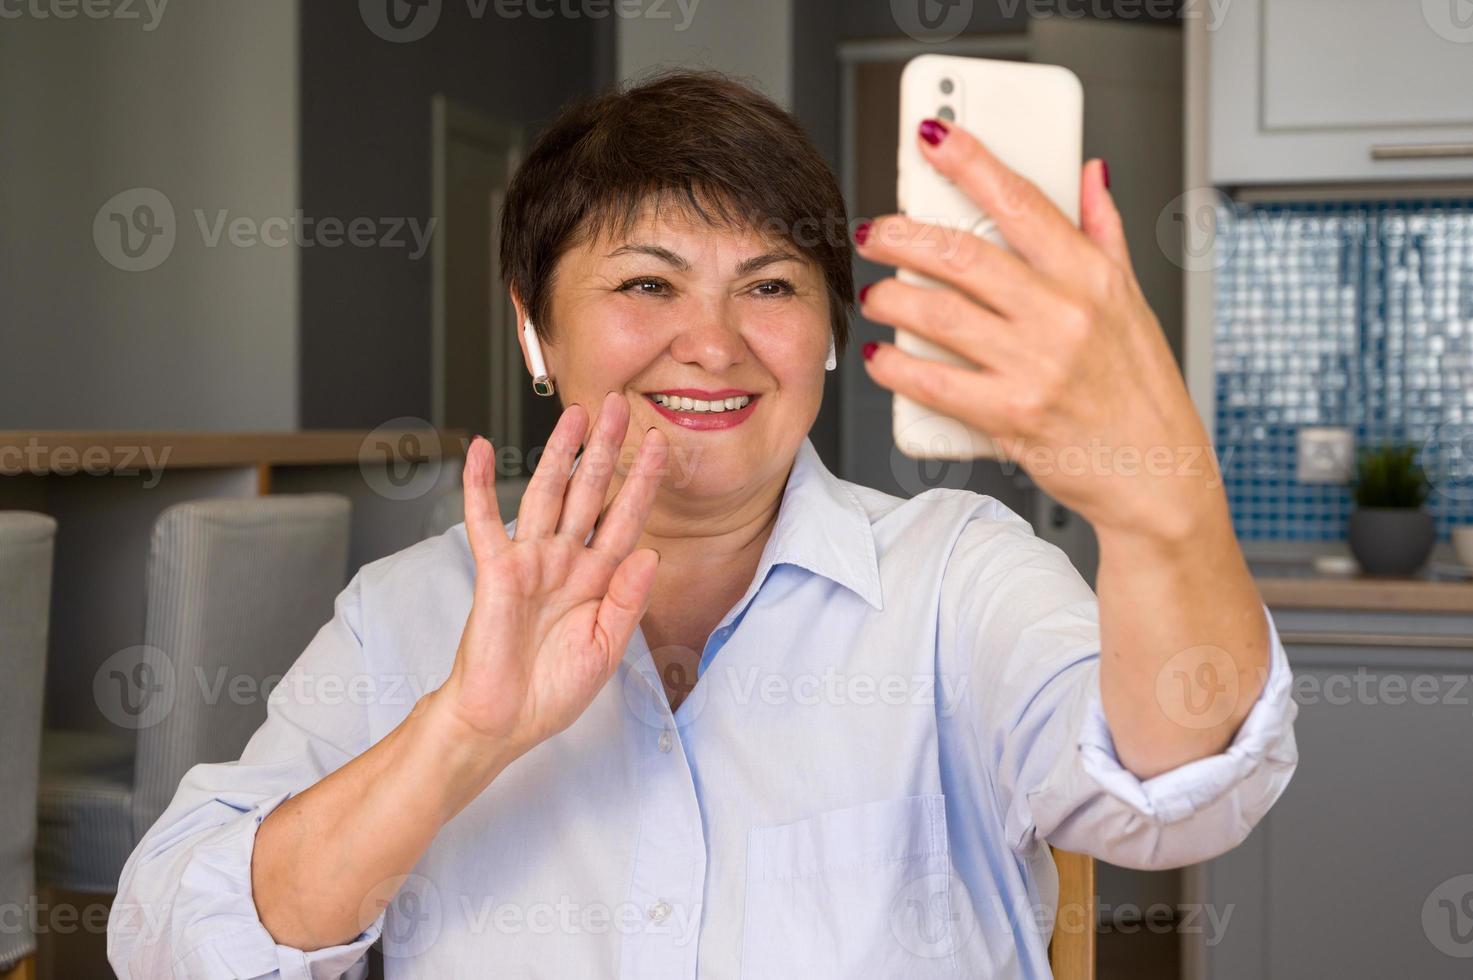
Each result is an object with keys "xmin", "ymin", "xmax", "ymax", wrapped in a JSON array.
[
  {"xmin": 1185, "ymin": 605, "xmax": 1473, "ymax": 979},
  {"xmin": 1209, "ymin": 0, "xmax": 1473, "ymax": 185}
]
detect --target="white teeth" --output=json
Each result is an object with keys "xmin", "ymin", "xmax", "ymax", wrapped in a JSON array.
[{"xmin": 650, "ymin": 393, "xmax": 752, "ymax": 413}]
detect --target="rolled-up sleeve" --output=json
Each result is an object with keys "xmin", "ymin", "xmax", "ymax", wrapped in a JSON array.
[
  {"xmin": 108, "ymin": 576, "xmax": 386, "ymax": 979},
  {"xmin": 1074, "ymin": 608, "xmax": 1294, "ymax": 828},
  {"xmin": 941, "ymin": 510, "xmax": 1299, "ymax": 871}
]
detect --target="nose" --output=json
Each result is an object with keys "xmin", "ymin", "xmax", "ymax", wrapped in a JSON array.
[{"xmin": 667, "ymin": 302, "xmax": 746, "ymax": 374}]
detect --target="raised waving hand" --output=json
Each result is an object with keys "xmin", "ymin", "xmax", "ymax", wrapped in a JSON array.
[{"xmin": 439, "ymin": 391, "xmax": 668, "ymax": 753}]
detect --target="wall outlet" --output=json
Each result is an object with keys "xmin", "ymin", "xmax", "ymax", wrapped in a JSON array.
[{"xmin": 1297, "ymin": 427, "xmax": 1354, "ymax": 483}]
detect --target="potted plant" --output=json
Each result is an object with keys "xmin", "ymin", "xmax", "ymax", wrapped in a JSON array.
[{"xmin": 1347, "ymin": 442, "xmax": 1436, "ymax": 576}]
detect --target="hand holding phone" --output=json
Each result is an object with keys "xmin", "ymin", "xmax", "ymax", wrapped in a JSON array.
[
  {"xmin": 861, "ymin": 56, "xmax": 1222, "ymax": 548},
  {"xmin": 892, "ymin": 55, "xmax": 1083, "ymax": 460}
]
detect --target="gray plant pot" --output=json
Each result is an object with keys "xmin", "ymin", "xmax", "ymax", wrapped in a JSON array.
[{"xmin": 1348, "ymin": 507, "xmax": 1436, "ymax": 576}]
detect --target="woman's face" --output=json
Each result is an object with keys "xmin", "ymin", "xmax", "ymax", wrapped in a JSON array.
[{"xmin": 521, "ymin": 204, "xmax": 832, "ymax": 504}]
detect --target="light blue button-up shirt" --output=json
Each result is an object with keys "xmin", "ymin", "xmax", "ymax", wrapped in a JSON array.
[{"xmin": 109, "ymin": 437, "xmax": 1298, "ymax": 979}]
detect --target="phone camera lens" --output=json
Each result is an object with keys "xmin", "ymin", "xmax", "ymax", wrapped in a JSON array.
[
  {"xmin": 937, "ymin": 105, "xmax": 956, "ymax": 122},
  {"xmin": 939, "ymin": 78, "xmax": 955, "ymax": 95}
]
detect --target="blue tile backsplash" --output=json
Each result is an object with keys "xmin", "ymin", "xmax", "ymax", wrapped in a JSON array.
[{"xmin": 1213, "ymin": 198, "xmax": 1473, "ymax": 542}]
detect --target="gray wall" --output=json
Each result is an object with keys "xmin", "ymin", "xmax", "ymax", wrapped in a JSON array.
[
  {"xmin": 616, "ymin": 0, "xmax": 791, "ymax": 102},
  {"xmin": 0, "ymin": 0, "xmax": 300, "ymax": 430},
  {"xmin": 297, "ymin": 4, "xmax": 608, "ymax": 429},
  {"xmin": 0, "ymin": 1, "xmax": 607, "ymax": 432}
]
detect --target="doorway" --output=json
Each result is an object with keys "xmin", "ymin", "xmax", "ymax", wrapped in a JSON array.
[{"xmin": 431, "ymin": 95, "xmax": 558, "ymax": 473}]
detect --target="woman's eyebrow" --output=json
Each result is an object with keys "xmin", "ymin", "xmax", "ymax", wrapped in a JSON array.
[
  {"xmin": 735, "ymin": 250, "xmax": 800, "ymax": 276},
  {"xmin": 606, "ymin": 243, "xmax": 689, "ymax": 270},
  {"xmin": 604, "ymin": 243, "xmax": 800, "ymax": 277}
]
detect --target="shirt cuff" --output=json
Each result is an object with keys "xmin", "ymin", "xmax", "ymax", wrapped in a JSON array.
[
  {"xmin": 170, "ymin": 791, "xmax": 384, "ymax": 980},
  {"xmin": 1075, "ymin": 601, "xmax": 1296, "ymax": 825}
]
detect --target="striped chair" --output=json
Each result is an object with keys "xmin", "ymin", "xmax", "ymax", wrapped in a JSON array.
[
  {"xmin": 37, "ymin": 495, "xmax": 350, "ymax": 894},
  {"xmin": 0, "ymin": 514, "xmax": 58, "ymax": 977}
]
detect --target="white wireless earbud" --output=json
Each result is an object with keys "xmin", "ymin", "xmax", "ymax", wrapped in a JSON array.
[
  {"xmin": 825, "ymin": 336, "xmax": 838, "ymax": 372},
  {"xmin": 524, "ymin": 318, "xmax": 555, "ymax": 396}
]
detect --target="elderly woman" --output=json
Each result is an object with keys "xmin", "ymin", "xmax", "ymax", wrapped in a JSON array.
[{"xmin": 110, "ymin": 71, "xmax": 1295, "ymax": 979}]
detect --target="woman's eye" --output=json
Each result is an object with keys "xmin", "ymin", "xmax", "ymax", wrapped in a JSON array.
[
  {"xmin": 617, "ymin": 277, "xmax": 670, "ymax": 296},
  {"xmin": 751, "ymin": 278, "xmax": 795, "ymax": 297}
]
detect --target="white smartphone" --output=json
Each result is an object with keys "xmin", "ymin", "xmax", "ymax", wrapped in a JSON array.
[{"xmin": 894, "ymin": 54, "xmax": 1083, "ymax": 460}]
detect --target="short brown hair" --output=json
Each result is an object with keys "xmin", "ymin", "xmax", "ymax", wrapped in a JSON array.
[{"xmin": 499, "ymin": 69, "xmax": 855, "ymax": 355}]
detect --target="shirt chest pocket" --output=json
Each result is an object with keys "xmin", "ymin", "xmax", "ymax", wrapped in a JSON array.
[{"xmin": 738, "ymin": 793, "xmax": 962, "ymax": 980}]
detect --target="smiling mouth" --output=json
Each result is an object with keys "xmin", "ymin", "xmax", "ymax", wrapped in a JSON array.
[{"xmin": 645, "ymin": 392, "xmax": 754, "ymax": 414}]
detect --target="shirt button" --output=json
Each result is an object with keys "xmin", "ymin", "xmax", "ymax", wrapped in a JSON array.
[
  {"xmin": 648, "ymin": 900, "xmax": 672, "ymax": 923},
  {"xmin": 657, "ymin": 729, "xmax": 673, "ymax": 753}
]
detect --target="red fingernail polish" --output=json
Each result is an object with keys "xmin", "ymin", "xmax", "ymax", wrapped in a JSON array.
[
  {"xmin": 858, "ymin": 284, "xmax": 872, "ymax": 304},
  {"xmin": 862, "ymin": 342, "xmax": 878, "ymax": 362},
  {"xmin": 919, "ymin": 118, "xmax": 949, "ymax": 146},
  {"xmin": 854, "ymin": 221, "xmax": 871, "ymax": 246},
  {"xmin": 1101, "ymin": 159, "xmax": 1111, "ymax": 190}
]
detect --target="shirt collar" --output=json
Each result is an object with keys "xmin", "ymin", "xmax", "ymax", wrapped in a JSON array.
[{"xmin": 749, "ymin": 437, "xmax": 884, "ymax": 611}]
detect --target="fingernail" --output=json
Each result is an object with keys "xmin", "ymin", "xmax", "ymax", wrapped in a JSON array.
[
  {"xmin": 854, "ymin": 221, "xmax": 871, "ymax": 246},
  {"xmin": 858, "ymin": 283, "xmax": 872, "ymax": 304},
  {"xmin": 862, "ymin": 342, "xmax": 878, "ymax": 362},
  {"xmin": 1101, "ymin": 159, "xmax": 1111, "ymax": 190},
  {"xmin": 919, "ymin": 118, "xmax": 949, "ymax": 146}
]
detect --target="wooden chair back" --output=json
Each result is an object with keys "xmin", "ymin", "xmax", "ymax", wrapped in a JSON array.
[{"xmin": 1048, "ymin": 848, "xmax": 1096, "ymax": 980}]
